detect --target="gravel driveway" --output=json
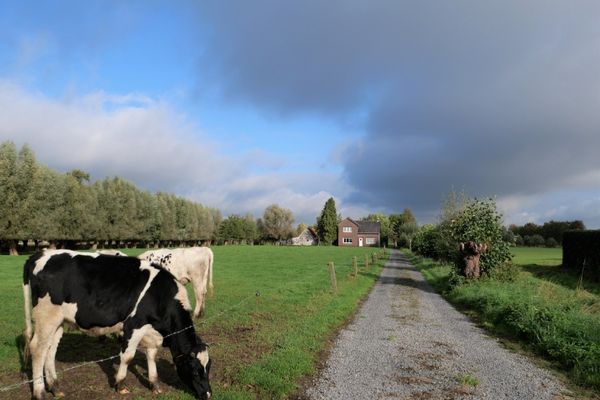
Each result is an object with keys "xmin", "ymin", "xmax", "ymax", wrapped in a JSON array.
[{"xmin": 306, "ymin": 249, "xmax": 570, "ymax": 400}]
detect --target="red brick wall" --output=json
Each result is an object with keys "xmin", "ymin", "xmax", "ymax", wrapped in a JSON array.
[{"xmin": 338, "ymin": 219, "xmax": 358, "ymax": 246}]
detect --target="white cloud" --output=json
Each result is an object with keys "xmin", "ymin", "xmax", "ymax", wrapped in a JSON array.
[{"xmin": 0, "ymin": 81, "xmax": 340, "ymax": 224}]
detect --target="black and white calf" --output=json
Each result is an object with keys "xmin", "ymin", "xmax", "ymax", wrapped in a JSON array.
[{"xmin": 22, "ymin": 250, "xmax": 212, "ymax": 400}]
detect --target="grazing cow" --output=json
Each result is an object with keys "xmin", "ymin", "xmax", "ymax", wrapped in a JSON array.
[
  {"xmin": 138, "ymin": 247, "xmax": 214, "ymax": 319},
  {"xmin": 459, "ymin": 241, "xmax": 488, "ymax": 279},
  {"xmin": 22, "ymin": 250, "xmax": 212, "ymax": 400}
]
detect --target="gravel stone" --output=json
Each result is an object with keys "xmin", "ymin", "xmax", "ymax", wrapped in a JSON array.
[{"xmin": 306, "ymin": 249, "xmax": 570, "ymax": 400}]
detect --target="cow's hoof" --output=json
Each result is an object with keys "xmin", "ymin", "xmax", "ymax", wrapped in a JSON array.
[
  {"xmin": 118, "ymin": 387, "xmax": 130, "ymax": 395},
  {"xmin": 48, "ymin": 382, "xmax": 64, "ymax": 398},
  {"xmin": 152, "ymin": 387, "xmax": 163, "ymax": 395}
]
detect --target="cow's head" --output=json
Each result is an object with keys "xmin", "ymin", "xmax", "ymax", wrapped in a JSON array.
[{"xmin": 175, "ymin": 342, "xmax": 212, "ymax": 399}]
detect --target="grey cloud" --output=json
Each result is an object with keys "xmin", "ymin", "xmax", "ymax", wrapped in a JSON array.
[{"xmin": 196, "ymin": 1, "xmax": 600, "ymax": 223}]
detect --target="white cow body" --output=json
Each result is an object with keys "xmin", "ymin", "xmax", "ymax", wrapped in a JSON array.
[{"xmin": 138, "ymin": 247, "xmax": 214, "ymax": 318}]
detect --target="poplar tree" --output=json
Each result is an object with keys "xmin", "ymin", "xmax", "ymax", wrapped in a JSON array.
[
  {"xmin": 0, "ymin": 142, "xmax": 19, "ymax": 254},
  {"xmin": 157, "ymin": 192, "xmax": 177, "ymax": 243},
  {"xmin": 57, "ymin": 171, "xmax": 97, "ymax": 245}
]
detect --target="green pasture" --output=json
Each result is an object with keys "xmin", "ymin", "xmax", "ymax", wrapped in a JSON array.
[
  {"xmin": 407, "ymin": 246, "xmax": 600, "ymax": 394},
  {"xmin": 0, "ymin": 246, "xmax": 386, "ymax": 400},
  {"xmin": 511, "ymin": 246, "xmax": 563, "ymax": 266}
]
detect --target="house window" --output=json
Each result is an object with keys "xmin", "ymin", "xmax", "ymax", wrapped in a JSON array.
[
  {"xmin": 343, "ymin": 226, "xmax": 352, "ymax": 233},
  {"xmin": 343, "ymin": 237, "xmax": 353, "ymax": 244},
  {"xmin": 366, "ymin": 238, "xmax": 376, "ymax": 245}
]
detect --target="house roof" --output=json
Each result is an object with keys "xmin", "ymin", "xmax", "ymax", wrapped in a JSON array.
[{"xmin": 347, "ymin": 218, "xmax": 381, "ymax": 234}]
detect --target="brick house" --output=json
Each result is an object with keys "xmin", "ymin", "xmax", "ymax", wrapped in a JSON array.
[{"xmin": 337, "ymin": 218, "xmax": 381, "ymax": 247}]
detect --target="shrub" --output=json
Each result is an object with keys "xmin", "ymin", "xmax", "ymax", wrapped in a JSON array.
[
  {"xmin": 413, "ymin": 224, "xmax": 456, "ymax": 262},
  {"xmin": 413, "ymin": 224, "xmax": 439, "ymax": 258},
  {"xmin": 545, "ymin": 237, "xmax": 558, "ymax": 248},
  {"xmin": 448, "ymin": 198, "xmax": 513, "ymax": 276}
]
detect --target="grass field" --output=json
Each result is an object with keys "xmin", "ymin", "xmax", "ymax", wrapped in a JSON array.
[
  {"xmin": 511, "ymin": 246, "xmax": 563, "ymax": 266},
  {"xmin": 0, "ymin": 246, "xmax": 386, "ymax": 400},
  {"xmin": 407, "ymin": 246, "xmax": 600, "ymax": 395}
]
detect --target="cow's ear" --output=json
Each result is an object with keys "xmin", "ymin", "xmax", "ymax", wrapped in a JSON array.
[
  {"xmin": 190, "ymin": 352, "xmax": 196, "ymax": 358},
  {"xmin": 459, "ymin": 243, "xmax": 464, "ymax": 251}
]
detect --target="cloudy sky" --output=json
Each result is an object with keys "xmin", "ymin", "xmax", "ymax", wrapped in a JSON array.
[{"xmin": 2, "ymin": 1, "xmax": 600, "ymax": 227}]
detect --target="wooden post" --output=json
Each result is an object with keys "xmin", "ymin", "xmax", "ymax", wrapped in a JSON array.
[
  {"xmin": 365, "ymin": 254, "xmax": 369, "ymax": 269},
  {"xmin": 328, "ymin": 262, "xmax": 337, "ymax": 294},
  {"xmin": 352, "ymin": 256, "xmax": 358, "ymax": 277}
]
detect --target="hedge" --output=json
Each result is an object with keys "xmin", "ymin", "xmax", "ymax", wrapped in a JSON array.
[{"xmin": 562, "ymin": 230, "xmax": 600, "ymax": 281}]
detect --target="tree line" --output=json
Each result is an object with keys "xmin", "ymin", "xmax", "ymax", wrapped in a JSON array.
[
  {"xmin": 508, "ymin": 220, "xmax": 585, "ymax": 247},
  {"xmin": 0, "ymin": 141, "xmax": 223, "ymax": 254}
]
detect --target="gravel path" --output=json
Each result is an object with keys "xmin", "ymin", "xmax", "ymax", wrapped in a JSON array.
[{"xmin": 306, "ymin": 249, "xmax": 570, "ymax": 400}]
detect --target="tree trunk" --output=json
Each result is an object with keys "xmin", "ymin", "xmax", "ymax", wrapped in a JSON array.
[{"xmin": 9, "ymin": 240, "xmax": 18, "ymax": 256}]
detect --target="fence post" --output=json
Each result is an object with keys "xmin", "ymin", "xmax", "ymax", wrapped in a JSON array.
[
  {"xmin": 328, "ymin": 262, "xmax": 337, "ymax": 294},
  {"xmin": 365, "ymin": 254, "xmax": 369, "ymax": 269},
  {"xmin": 352, "ymin": 256, "xmax": 358, "ymax": 277}
]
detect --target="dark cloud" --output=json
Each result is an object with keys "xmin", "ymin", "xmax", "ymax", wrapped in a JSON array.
[{"xmin": 196, "ymin": 1, "xmax": 600, "ymax": 221}]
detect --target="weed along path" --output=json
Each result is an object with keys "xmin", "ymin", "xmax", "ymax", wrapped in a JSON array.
[{"xmin": 305, "ymin": 249, "xmax": 569, "ymax": 400}]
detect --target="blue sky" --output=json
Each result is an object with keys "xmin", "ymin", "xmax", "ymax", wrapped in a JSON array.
[{"xmin": 2, "ymin": 1, "xmax": 600, "ymax": 227}]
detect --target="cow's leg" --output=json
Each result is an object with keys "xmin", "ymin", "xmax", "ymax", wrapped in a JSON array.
[
  {"xmin": 29, "ymin": 332, "xmax": 48, "ymax": 400},
  {"xmin": 30, "ymin": 300, "xmax": 63, "ymax": 400},
  {"xmin": 191, "ymin": 276, "xmax": 206, "ymax": 319},
  {"xmin": 115, "ymin": 326, "xmax": 147, "ymax": 394},
  {"xmin": 44, "ymin": 326, "xmax": 64, "ymax": 397},
  {"xmin": 145, "ymin": 347, "xmax": 161, "ymax": 394}
]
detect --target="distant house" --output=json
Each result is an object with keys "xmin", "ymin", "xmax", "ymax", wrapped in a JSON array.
[
  {"xmin": 337, "ymin": 218, "xmax": 381, "ymax": 247},
  {"xmin": 291, "ymin": 227, "xmax": 319, "ymax": 246}
]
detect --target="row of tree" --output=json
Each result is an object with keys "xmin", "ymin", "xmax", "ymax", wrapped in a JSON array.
[
  {"xmin": 0, "ymin": 141, "xmax": 311, "ymax": 253},
  {"xmin": 217, "ymin": 204, "xmax": 295, "ymax": 244},
  {"xmin": 507, "ymin": 220, "xmax": 585, "ymax": 246},
  {"xmin": 0, "ymin": 142, "xmax": 225, "ymax": 254}
]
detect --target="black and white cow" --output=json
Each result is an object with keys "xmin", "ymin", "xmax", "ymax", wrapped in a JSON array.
[{"xmin": 22, "ymin": 250, "xmax": 212, "ymax": 400}]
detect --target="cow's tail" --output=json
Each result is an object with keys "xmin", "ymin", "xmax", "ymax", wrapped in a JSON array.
[
  {"xmin": 22, "ymin": 255, "xmax": 36, "ymax": 365},
  {"xmin": 22, "ymin": 282, "xmax": 33, "ymax": 363},
  {"xmin": 208, "ymin": 249, "xmax": 214, "ymax": 298},
  {"xmin": 22, "ymin": 251, "xmax": 45, "ymax": 365}
]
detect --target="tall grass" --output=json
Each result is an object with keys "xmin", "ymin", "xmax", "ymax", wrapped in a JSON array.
[
  {"xmin": 0, "ymin": 246, "xmax": 386, "ymax": 400},
  {"xmin": 407, "ymin": 247, "xmax": 600, "ymax": 391}
]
